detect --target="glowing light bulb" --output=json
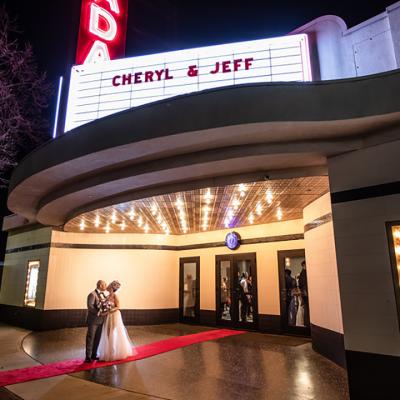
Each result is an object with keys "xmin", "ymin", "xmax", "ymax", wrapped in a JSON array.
[
  {"xmin": 120, "ymin": 221, "xmax": 126, "ymax": 231},
  {"xmin": 151, "ymin": 203, "xmax": 157, "ymax": 215},
  {"xmin": 137, "ymin": 216, "xmax": 143, "ymax": 227},
  {"xmin": 94, "ymin": 215, "xmax": 100, "ymax": 228},
  {"xmin": 144, "ymin": 223, "xmax": 150, "ymax": 233},
  {"xmin": 111, "ymin": 210, "xmax": 117, "ymax": 224},
  {"xmin": 233, "ymin": 197, "xmax": 240, "ymax": 210},
  {"xmin": 249, "ymin": 213, "xmax": 254, "ymax": 224},
  {"xmin": 105, "ymin": 223, "xmax": 111, "ymax": 233},
  {"xmin": 266, "ymin": 190, "xmax": 273, "ymax": 205},
  {"xmin": 128, "ymin": 207, "xmax": 135, "ymax": 221},
  {"xmin": 256, "ymin": 202, "xmax": 263, "ymax": 216},
  {"xmin": 175, "ymin": 197, "xmax": 184, "ymax": 208},
  {"xmin": 277, "ymin": 207, "xmax": 283, "ymax": 221},
  {"xmin": 79, "ymin": 219, "xmax": 85, "ymax": 231}
]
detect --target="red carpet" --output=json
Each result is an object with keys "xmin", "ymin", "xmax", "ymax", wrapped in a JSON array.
[{"xmin": 0, "ymin": 328, "xmax": 244, "ymax": 387}]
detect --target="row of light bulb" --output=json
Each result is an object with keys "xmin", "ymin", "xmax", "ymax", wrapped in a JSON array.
[
  {"xmin": 175, "ymin": 197, "xmax": 188, "ymax": 233},
  {"xmin": 202, "ymin": 188, "xmax": 212, "ymax": 231},
  {"xmin": 248, "ymin": 189, "xmax": 282, "ymax": 224},
  {"xmin": 79, "ymin": 207, "xmax": 151, "ymax": 234},
  {"xmin": 224, "ymin": 184, "xmax": 247, "ymax": 228},
  {"xmin": 151, "ymin": 203, "xmax": 170, "ymax": 235}
]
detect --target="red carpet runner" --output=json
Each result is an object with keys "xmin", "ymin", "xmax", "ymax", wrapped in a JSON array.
[{"xmin": 0, "ymin": 328, "xmax": 244, "ymax": 387}]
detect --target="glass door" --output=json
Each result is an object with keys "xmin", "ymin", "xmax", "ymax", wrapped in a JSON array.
[
  {"xmin": 179, "ymin": 257, "xmax": 200, "ymax": 323},
  {"xmin": 277, "ymin": 250, "xmax": 310, "ymax": 336},
  {"xmin": 216, "ymin": 253, "xmax": 258, "ymax": 328}
]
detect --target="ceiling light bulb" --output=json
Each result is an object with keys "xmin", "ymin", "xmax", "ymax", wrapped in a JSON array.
[
  {"xmin": 256, "ymin": 202, "xmax": 262, "ymax": 216},
  {"xmin": 157, "ymin": 214, "xmax": 162, "ymax": 224},
  {"xmin": 80, "ymin": 219, "xmax": 85, "ymax": 231},
  {"xmin": 105, "ymin": 223, "xmax": 111, "ymax": 233},
  {"xmin": 238, "ymin": 183, "xmax": 246, "ymax": 192},
  {"xmin": 94, "ymin": 215, "xmax": 100, "ymax": 228},
  {"xmin": 129, "ymin": 207, "xmax": 135, "ymax": 220},
  {"xmin": 277, "ymin": 207, "xmax": 283, "ymax": 221},
  {"xmin": 111, "ymin": 210, "xmax": 117, "ymax": 224},
  {"xmin": 266, "ymin": 190, "xmax": 273, "ymax": 205},
  {"xmin": 175, "ymin": 197, "xmax": 184, "ymax": 208},
  {"xmin": 151, "ymin": 203, "xmax": 157, "ymax": 215},
  {"xmin": 249, "ymin": 213, "xmax": 254, "ymax": 224},
  {"xmin": 120, "ymin": 221, "xmax": 126, "ymax": 231},
  {"xmin": 144, "ymin": 223, "xmax": 150, "ymax": 233},
  {"xmin": 137, "ymin": 216, "xmax": 143, "ymax": 227}
]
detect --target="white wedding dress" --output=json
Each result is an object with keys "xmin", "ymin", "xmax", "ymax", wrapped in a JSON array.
[{"xmin": 98, "ymin": 295, "xmax": 135, "ymax": 361}]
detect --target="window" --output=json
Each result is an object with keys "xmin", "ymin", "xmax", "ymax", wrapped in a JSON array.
[
  {"xmin": 24, "ymin": 261, "xmax": 40, "ymax": 307},
  {"xmin": 386, "ymin": 222, "xmax": 400, "ymax": 329}
]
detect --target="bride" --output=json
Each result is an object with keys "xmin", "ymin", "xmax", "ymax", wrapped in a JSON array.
[{"xmin": 98, "ymin": 280, "xmax": 135, "ymax": 361}]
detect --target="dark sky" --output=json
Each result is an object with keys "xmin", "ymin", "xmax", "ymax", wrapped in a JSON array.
[{"xmin": 1, "ymin": 0, "xmax": 396, "ymax": 85}]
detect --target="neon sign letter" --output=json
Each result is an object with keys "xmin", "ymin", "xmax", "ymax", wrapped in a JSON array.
[{"xmin": 76, "ymin": 0, "xmax": 128, "ymax": 65}]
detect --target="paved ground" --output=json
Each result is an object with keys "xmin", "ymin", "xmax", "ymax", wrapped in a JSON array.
[{"xmin": 0, "ymin": 323, "xmax": 349, "ymax": 400}]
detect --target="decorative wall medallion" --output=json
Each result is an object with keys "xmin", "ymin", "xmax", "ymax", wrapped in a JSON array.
[{"xmin": 225, "ymin": 231, "xmax": 241, "ymax": 250}]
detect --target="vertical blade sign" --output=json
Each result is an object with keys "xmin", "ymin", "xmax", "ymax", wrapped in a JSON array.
[{"xmin": 76, "ymin": 0, "xmax": 128, "ymax": 65}]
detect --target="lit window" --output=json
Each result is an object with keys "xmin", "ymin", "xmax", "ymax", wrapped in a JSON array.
[
  {"xmin": 387, "ymin": 223, "xmax": 400, "ymax": 327},
  {"xmin": 24, "ymin": 261, "xmax": 40, "ymax": 307}
]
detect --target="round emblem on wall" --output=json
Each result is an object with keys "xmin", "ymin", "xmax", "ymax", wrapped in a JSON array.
[{"xmin": 225, "ymin": 231, "xmax": 241, "ymax": 250}]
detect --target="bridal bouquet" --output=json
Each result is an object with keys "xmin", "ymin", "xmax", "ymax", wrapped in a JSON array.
[{"xmin": 97, "ymin": 292, "xmax": 112, "ymax": 316}]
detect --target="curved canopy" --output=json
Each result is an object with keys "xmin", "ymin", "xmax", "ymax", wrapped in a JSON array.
[{"xmin": 7, "ymin": 69, "xmax": 400, "ymax": 227}]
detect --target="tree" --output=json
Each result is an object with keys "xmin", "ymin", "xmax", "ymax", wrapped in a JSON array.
[{"xmin": 0, "ymin": 7, "xmax": 52, "ymax": 185}]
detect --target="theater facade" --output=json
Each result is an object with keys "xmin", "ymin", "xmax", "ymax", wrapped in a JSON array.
[{"xmin": 1, "ymin": 2, "xmax": 400, "ymax": 398}]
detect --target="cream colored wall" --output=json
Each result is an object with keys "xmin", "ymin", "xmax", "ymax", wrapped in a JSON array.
[
  {"xmin": 0, "ymin": 228, "xmax": 52, "ymax": 308},
  {"xmin": 45, "ymin": 220, "xmax": 304, "ymax": 313},
  {"xmin": 46, "ymin": 247, "xmax": 177, "ymax": 310},
  {"xmin": 303, "ymin": 193, "xmax": 343, "ymax": 333}
]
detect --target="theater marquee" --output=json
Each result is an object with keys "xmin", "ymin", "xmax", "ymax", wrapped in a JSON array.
[{"xmin": 65, "ymin": 34, "xmax": 312, "ymax": 132}]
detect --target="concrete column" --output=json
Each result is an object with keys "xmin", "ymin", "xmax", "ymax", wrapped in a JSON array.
[{"xmin": 328, "ymin": 139, "xmax": 400, "ymax": 399}]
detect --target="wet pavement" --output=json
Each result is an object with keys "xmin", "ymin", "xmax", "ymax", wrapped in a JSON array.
[{"xmin": 21, "ymin": 324, "xmax": 349, "ymax": 400}]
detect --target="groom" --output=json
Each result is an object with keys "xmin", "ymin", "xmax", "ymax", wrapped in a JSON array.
[{"xmin": 85, "ymin": 280, "xmax": 107, "ymax": 363}]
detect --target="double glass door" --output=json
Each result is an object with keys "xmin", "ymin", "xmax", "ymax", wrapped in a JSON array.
[
  {"xmin": 179, "ymin": 257, "xmax": 200, "ymax": 323},
  {"xmin": 216, "ymin": 253, "xmax": 258, "ymax": 328}
]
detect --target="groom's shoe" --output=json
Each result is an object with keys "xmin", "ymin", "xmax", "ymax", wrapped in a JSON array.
[{"xmin": 84, "ymin": 357, "xmax": 92, "ymax": 363}]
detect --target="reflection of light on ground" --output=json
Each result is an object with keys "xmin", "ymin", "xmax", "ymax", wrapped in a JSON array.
[{"xmin": 295, "ymin": 358, "xmax": 314, "ymax": 398}]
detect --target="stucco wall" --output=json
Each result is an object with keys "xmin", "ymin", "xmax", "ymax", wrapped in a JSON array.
[
  {"xmin": 303, "ymin": 193, "xmax": 343, "ymax": 334},
  {"xmin": 0, "ymin": 228, "xmax": 52, "ymax": 309},
  {"xmin": 329, "ymin": 139, "xmax": 400, "ymax": 357},
  {"xmin": 1, "ymin": 220, "xmax": 306, "ymax": 315}
]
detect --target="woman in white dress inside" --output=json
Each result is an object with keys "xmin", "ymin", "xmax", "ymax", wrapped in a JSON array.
[{"xmin": 98, "ymin": 280, "xmax": 135, "ymax": 361}]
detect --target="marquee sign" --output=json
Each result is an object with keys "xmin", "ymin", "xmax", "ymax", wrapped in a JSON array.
[
  {"xmin": 76, "ymin": 0, "xmax": 128, "ymax": 65},
  {"xmin": 65, "ymin": 34, "xmax": 311, "ymax": 132}
]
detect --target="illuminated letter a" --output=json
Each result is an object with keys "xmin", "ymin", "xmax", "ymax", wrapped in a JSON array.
[{"xmin": 84, "ymin": 40, "xmax": 111, "ymax": 64}]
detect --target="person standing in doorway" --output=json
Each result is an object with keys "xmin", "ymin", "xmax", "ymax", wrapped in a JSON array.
[
  {"xmin": 298, "ymin": 260, "xmax": 309, "ymax": 326},
  {"xmin": 85, "ymin": 280, "xmax": 107, "ymax": 363}
]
